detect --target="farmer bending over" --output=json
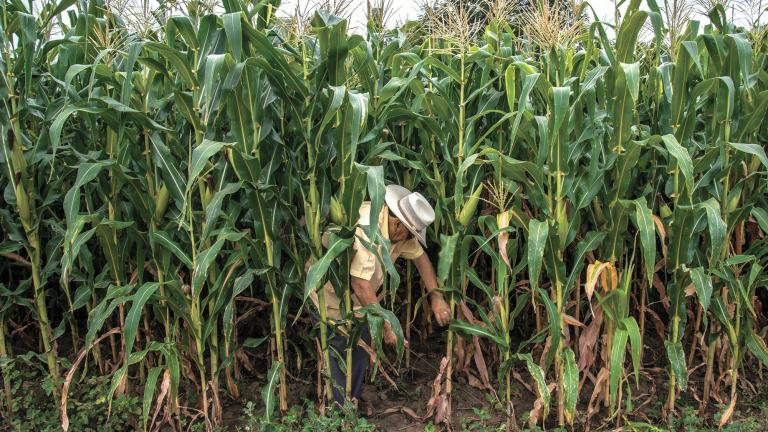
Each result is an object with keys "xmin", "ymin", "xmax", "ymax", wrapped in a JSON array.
[{"xmin": 309, "ymin": 185, "xmax": 451, "ymax": 412}]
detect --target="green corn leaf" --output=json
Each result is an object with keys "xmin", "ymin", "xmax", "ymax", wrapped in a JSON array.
[
  {"xmin": 562, "ymin": 347, "xmax": 578, "ymax": 424},
  {"xmin": 356, "ymin": 164, "xmax": 385, "ymax": 242},
  {"xmin": 549, "ymin": 86, "xmax": 570, "ymax": 175},
  {"xmin": 151, "ymin": 230, "xmax": 193, "ymax": 269},
  {"xmin": 201, "ymin": 54, "xmax": 228, "ymax": 111},
  {"xmin": 711, "ymin": 297, "xmax": 736, "ymax": 342},
  {"xmin": 504, "ymin": 64, "xmax": 516, "ymax": 111},
  {"xmin": 730, "ymin": 142, "xmax": 768, "ymax": 169},
  {"xmin": 668, "ymin": 207, "xmax": 698, "ymax": 268},
  {"xmin": 61, "ymin": 220, "xmax": 98, "ymax": 291},
  {"xmin": 737, "ymin": 91, "xmax": 768, "ymax": 141},
  {"xmin": 751, "ymin": 208, "xmax": 768, "ymax": 234},
  {"xmin": 612, "ymin": 63, "xmax": 638, "ymax": 150},
  {"xmin": 187, "ymin": 140, "xmax": 233, "ymax": 193},
  {"xmin": 167, "ymin": 16, "xmax": 198, "ymax": 50},
  {"xmin": 191, "ymin": 237, "xmax": 229, "ymax": 298},
  {"xmin": 437, "ymin": 233, "xmax": 459, "ymax": 287},
  {"xmin": 449, "ymin": 319, "xmax": 508, "ymax": 351},
  {"xmin": 616, "ymin": 11, "xmax": 649, "ymax": 63},
  {"xmin": 661, "ymin": 134, "xmax": 694, "ymax": 197},
  {"xmin": 527, "ymin": 219, "xmax": 549, "ymax": 293},
  {"xmin": 633, "ymin": 198, "xmax": 656, "ymax": 287},
  {"xmin": 698, "ymin": 198, "xmax": 726, "ymax": 266},
  {"xmin": 609, "ymin": 327, "xmax": 628, "ymax": 412},
  {"xmin": 261, "ymin": 361, "xmax": 283, "ymax": 423},
  {"xmin": 362, "ymin": 303, "xmax": 405, "ymax": 361},
  {"xmin": 172, "ymin": 91, "xmax": 203, "ymax": 131},
  {"xmin": 142, "ymin": 367, "xmax": 162, "ymax": 432},
  {"xmin": 303, "ymin": 234, "xmax": 354, "ymax": 302},
  {"xmin": 746, "ymin": 332, "xmax": 768, "ymax": 368},
  {"xmin": 202, "ymin": 182, "xmax": 242, "ymax": 242},
  {"xmin": 149, "ymin": 132, "xmax": 186, "ymax": 207},
  {"xmin": 622, "ymin": 317, "xmax": 642, "ymax": 387},
  {"xmin": 689, "ymin": 267, "xmax": 713, "ymax": 312},
  {"xmin": 517, "ymin": 353, "xmax": 551, "ymax": 419},
  {"xmin": 144, "ymin": 42, "xmax": 197, "ymax": 88},
  {"xmin": 124, "ymin": 283, "xmax": 160, "ymax": 365},
  {"xmin": 670, "ymin": 42, "xmax": 697, "ymax": 129},
  {"xmin": 664, "ymin": 340, "xmax": 687, "ymax": 390},
  {"xmin": 48, "ymin": 103, "xmax": 104, "ymax": 156},
  {"xmin": 611, "ymin": 139, "xmax": 644, "ymax": 205},
  {"xmin": 224, "ymin": 271, "xmax": 256, "ymax": 344},
  {"xmin": 222, "ymin": 13, "xmax": 243, "ymax": 61},
  {"xmin": 536, "ymin": 288, "xmax": 560, "ymax": 369},
  {"xmin": 121, "ymin": 43, "xmax": 143, "ymax": 105},
  {"xmin": 85, "ymin": 285, "xmax": 133, "ymax": 346},
  {"xmin": 108, "ymin": 283, "xmax": 159, "ymax": 403},
  {"xmin": 509, "ymin": 73, "xmax": 540, "ymax": 150}
]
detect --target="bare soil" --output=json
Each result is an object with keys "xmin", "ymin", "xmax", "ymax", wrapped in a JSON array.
[{"xmin": 220, "ymin": 326, "xmax": 768, "ymax": 432}]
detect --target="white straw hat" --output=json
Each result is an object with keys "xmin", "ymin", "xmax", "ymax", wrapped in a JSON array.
[{"xmin": 385, "ymin": 185, "xmax": 435, "ymax": 246}]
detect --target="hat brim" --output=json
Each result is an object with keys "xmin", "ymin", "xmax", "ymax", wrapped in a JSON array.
[{"xmin": 385, "ymin": 185, "xmax": 429, "ymax": 247}]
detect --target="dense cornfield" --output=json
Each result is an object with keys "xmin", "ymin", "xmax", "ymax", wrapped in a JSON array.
[{"xmin": 1, "ymin": 0, "xmax": 768, "ymax": 430}]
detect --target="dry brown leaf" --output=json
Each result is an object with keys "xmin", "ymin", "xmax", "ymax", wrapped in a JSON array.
[
  {"xmin": 458, "ymin": 302, "xmax": 493, "ymax": 390},
  {"xmin": 150, "ymin": 371, "xmax": 171, "ymax": 431},
  {"xmin": 454, "ymin": 337, "xmax": 466, "ymax": 374},
  {"xmin": 471, "ymin": 335, "xmax": 492, "ymax": 390},
  {"xmin": 563, "ymin": 314, "xmax": 584, "ymax": 328},
  {"xmin": 578, "ymin": 309, "xmax": 603, "ymax": 371},
  {"xmin": 513, "ymin": 370, "xmax": 534, "ymax": 394},
  {"xmin": 211, "ymin": 380, "xmax": 222, "ymax": 424},
  {"xmin": 586, "ymin": 261, "xmax": 610, "ymax": 301},
  {"xmin": 491, "ymin": 295, "xmax": 503, "ymax": 325},
  {"xmin": 586, "ymin": 368, "xmax": 609, "ymax": 422},
  {"xmin": 235, "ymin": 348, "xmax": 255, "ymax": 373},
  {"xmin": 423, "ymin": 357, "xmax": 449, "ymax": 421},
  {"xmin": 226, "ymin": 366, "xmax": 239, "ymax": 399},
  {"xmin": 466, "ymin": 370, "xmax": 485, "ymax": 390},
  {"xmin": 356, "ymin": 338, "xmax": 399, "ymax": 391},
  {"xmin": 600, "ymin": 262, "xmax": 618, "ymax": 293},
  {"xmin": 652, "ymin": 274, "xmax": 671, "ymax": 310},
  {"xmin": 527, "ymin": 383, "xmax": 557, "ymax": 429},
  {"xmin": 435, "ymin": 394, "xmax": 448, "ymax": 425},
  {"xmin": 539, "ymin": 335, "xmax": 552, "ymax": 369},
  {"xmin": 381, "ymin": 406, "xmax": 422, "ymax": 421},
  {"xmin": 646, "ymin": 308, "xmax": 667, "ymax": 344},
  {"xmin": 652, "ymin": 215, "xmax": 667, "ymax": 257},
  {"xmin": 719, "ymin": 394, "xmax": 737, "ymax": 428},
  {"xmin": 61, "ymin": 328, "xmax": 121, "ymax": 432},
  {"xmin": 498, "ymin": 210, "xmax": 512, "ymax": 270},
  {"xmin": 463, "ymin": 339, "xmax": 475, "ymax": 370}
]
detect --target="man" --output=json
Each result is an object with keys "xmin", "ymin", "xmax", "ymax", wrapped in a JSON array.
[{"xmin": 309, "ymin": 184, "xmax": 451, "ymax": 411}]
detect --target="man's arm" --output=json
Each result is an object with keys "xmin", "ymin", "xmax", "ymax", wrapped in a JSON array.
[
  {"xmin": 412, "ymin": 252, "xmax": 439, "ymax": 292},
  {"xmin": 412, "ymin": 253, "xmax": 452, "ymax": 326},
  {"xmin": 351, "ymin": 276, "xmax": 379, "ymax": 307},
  {"xmin": 351, "ymin": 276, "xmax": 403, "ymax": 346}
]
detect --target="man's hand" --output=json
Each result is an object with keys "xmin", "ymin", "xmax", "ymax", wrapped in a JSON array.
[
  {"xmin": 413, "ymin": 254, "xmax": 451, "ymax": 326},
  {"xmin": 430, "ymin": 292, "xmax": 451, "ymax": 327},
  {"xmin": 383, "ymin": 320, "xmax": 409, "ymax": 349}
]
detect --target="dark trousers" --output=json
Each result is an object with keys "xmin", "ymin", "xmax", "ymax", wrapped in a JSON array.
[{"xmin": 311, "ymin": 310, "xmax": 371, "ymax": 406}]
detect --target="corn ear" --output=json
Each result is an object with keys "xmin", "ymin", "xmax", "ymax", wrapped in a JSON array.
[
  {"xmin": 457, "ymin": 184, "xmax": 483, "ymax": 227},
  {"xmin": 329, "ymin": 196, "xmax": 345, "ymax": 225},
  {"xmin": 154, "ymin": 184, "xmax": 170, "ymax": 223},
  {"xmin": 15, "ymin": 183, "xmax": 32, "ymax": 229}
]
